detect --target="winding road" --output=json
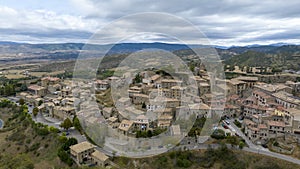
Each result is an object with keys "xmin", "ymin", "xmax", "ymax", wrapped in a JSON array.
[{"xmin": 6, "ymin": 96, "xmax": 300, "ymax": 166}]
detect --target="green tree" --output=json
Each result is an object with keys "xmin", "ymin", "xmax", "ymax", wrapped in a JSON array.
[
  {"xmin": 73, "ymin": 116, "xmax": 82, "ymax": 133},
  {"xmin": 19, "ymin": 98, "xmax": 25, "ymax": 105},
  {"xmin": 62, "ymin": 137, "xmax": 78, "ymax": 151},
  {"xmin": 20, "ymin": 83, "xmax": 27, "ymax": 91},
  {"xmin": 239, "ymin": 141, "xmax": 245, "ymax": 149},
  {"xmin": 134, "ymin": 73, "xmax": 142, "ymax": 83},
  {"xmin": 147, "ymin": 130, "xmax": 153, "ymax": 137},
  {"xmin": 211, "ymin": 129, "xmax": 225, "ymax": 139},
  {"xmin": 60, "ymin": 118, "xmax": 73, "ymax": 130},
  {"xmin": 49, "ymin": 126, "xmax": 60, "ymax": 133},
  {"xmin": 32, "ymin": 107, "xmax": 39, "ymax": 117},
  {"xmin": 189, "ymin": 64, "xmax": 195, "ymax": 72},
  {"xmin": 227, "ymin": 136, "xmax": 239, "ymax": 147},
  {"xmin": 38, "ymin": 100, "xmax": 43, "ymax": 106}
]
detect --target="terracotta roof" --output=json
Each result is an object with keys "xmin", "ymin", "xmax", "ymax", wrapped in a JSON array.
[
  {"xmin": 132, "ymin": 93, "xmax": 149, "ymax": 98},
  {"xmin": 161, "ymin": 79, "xmax": 182, "ymax": 83},
  {"xmin": 158, "ymin": 114, "xmax": 173, "ymax": 120},
  {"xmin": 28, "ymin": 85, "xmax": 45, "ymax": 91},
  {"xmin": 91, "ymin": 150, "xmax": 109, "ymax": 162},
  {"xmin": 267, "ymin": 120, "xmax": 285, "ymax": 127},
  {"xmin": 70, "ymin": 141, "xmax": 96, "ymax": 154},
  {"xmin": 244, "ymin": 119, "xmax": 255, "ymax": 126},
  {"xmin": 225, "ymin": 104, "xmax": 238, "ymax": 109},
  {"xmin": 272, "ymin": 91, "xmax": 300, "ymax": 105},
  {"xmin": 118, "ymin": 120, "xmax": 134, "ymax": 131},
  {"xmin": 253, "ymin": 90, "xmax": 272, "ymax": 98},
  {"xmin": 258, "ymin": 124, "xmax": 268, "ymax": 129},
  {"xmin": 95, "ymin": 80, "xmax": 108, "ymax": 85},
  {"xmin": 107, "ymin": 116, "xmax": 118, "ymax": 123},
  {"xmin": 171, "ymin": 86, "xmax": 184, "ymax": 90},
  {"xmin": 150, "ymin": 74, "xmax": 161, "ymax": 81},
  {"xmin": 234, "ymin": 76, "xmax": 258, "ymax": 81},
  {"xmin": 230, "ymin": 94, "xmax": 239, "ymax": 99},
  {"xmin": 41, "ymin": 76, "xmax": 60, "ymax": 81},
  {"xmin": 153, "ymin": 108, "xmax": 172, "ymax": 113},
  {"xmin": 248, "ymin": 126, "xmax": 259, "ymax": 131},
  {"xmin": 130, "ymin": 86, "xmax": 142, "ymax": 90},
  {"xmin": 228, "ymin": 79, "xmax": 246, "ymax": 85},
  {"xmin": 244, "ymin": 104, "xmax": 267, "ymax": 111}
]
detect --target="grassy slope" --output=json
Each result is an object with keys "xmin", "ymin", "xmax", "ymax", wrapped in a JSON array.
[
  {"xmin": 0, "ymin": 102, "xmax": 67, "ymax": 169},
  {"xmin": 113, "ymin": 146, "xmax": 300, "ymax": 169}
]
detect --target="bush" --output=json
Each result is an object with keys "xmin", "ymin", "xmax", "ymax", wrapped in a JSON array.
[
  {"xmin": 234, "ymin": 120, "xmax": 242, "ymax": 128},
  {"xmin": 211, "ymin": 129, "xmax": 226, "ymax": 139},
  {"xmin": 273, "ymin": 141, "xmax": 279, "ymax": 147},
  {"xmin": 61, "ymin": 137, "xmax": 78, "ymax": 151},
  {"xmin": 58, "ymin": 137, "xmax": 78, "ymax": 166},
  {"xmin": 239, "ymin": 141, "xmax": 245, "ymax": 149},
  {"xmin": 57, "ymin": 148, "xmax": 73, "ymax": 166},
  {"xmin": 176, "ymin": 158, "xmax": 192, "ymax": 168},
  {"xmin": 154, "ymin": 156, "xmax": 170, "ymax": 168}
]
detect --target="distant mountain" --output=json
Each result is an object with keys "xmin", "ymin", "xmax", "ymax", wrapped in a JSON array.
[{"xmin": 0, "ymin": 41, "xmax": 299, "ymax": 71}]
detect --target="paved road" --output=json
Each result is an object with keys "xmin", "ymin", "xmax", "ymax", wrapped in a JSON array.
[
  {"xmin": 243, "ymin": 147, "xmax": 300, "ymax": 165},
  {"xmin": 6, "ymin": 96, "xmax": 300, "ymax": 166},
  {"xmin": 229, "ymin": 119, "xmax": 258, "ymax": 149},
  {"xmin": 227, "ymin": 119, "xmax": 300, "ymax": 165}
]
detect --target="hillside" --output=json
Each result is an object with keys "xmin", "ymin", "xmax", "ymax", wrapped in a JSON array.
[
  {"xmin": 113, "ymin": 145, "xmax": 300, "ymax": 169},
  {"xmin": 224, "ymin": 45, "xmax": 300, "ymax": 71},
  {"xmin": 0, "ymin": 98, "xmax": 300, "ymax": 168},
  {"xmin": 0, "ymin": 100, "xmax": 67, "ymax": 169}
]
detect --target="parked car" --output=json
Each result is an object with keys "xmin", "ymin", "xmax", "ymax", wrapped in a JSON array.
[
  {"xmin": 224, "ymin": 120, "xmax": 230, "ymax": 125},
  {"xmin": 222, "ymin": 123, "xmax": 229, "ymax": 129}
]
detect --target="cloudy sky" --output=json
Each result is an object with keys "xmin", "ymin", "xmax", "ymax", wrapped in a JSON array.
[{"xmin": 1, "ymin": 0, "xmax": 300, "ymax": 46}]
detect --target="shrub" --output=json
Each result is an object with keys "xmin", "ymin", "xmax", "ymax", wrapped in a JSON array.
[
  {"xmin": 211, "ymin": 129, "xmax": 225, "ymax": 139},
  {"xmin": 28, "ymin": 143, "xmax": 40, "ymax": 152},
  {"xmin": 234, "ymin": 120, "xmax": 242, "ymax": 128},
  {"xmin": 176, "ymin": 158, "xmax": 192, "ymax": 168},
  {"xmin": 57, "ymin": 148, "xmax": 73, "ymax": 166},
  {"xmin": 273, "ymin": 141, "xmax": 279, "ymax": 147}
]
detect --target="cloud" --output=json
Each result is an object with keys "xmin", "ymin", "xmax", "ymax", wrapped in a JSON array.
[
  {"xmin": 1, "ymin": 0, "xmax": 300, "ymax": 46},
  {"xmin": 0, "ymin": 5, "xmax": 98, "ymax": 43}
]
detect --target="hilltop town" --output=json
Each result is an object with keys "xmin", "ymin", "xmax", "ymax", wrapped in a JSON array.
[{"xmin": 0, "ymin": 55, "xmax": 297, "ymax": 168}]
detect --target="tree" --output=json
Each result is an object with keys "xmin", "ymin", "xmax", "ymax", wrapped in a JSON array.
[
  {"xmin": 32, "ymin": 107, "xmax": 39, "ymax": 117},
  {"xmin": 20, "ymin": 83, "xmax": 27, "ymax": 91},
  {"xmin": 147, "ymin": 130, "xmax": 153, "ymax": 137},
  {"xmin": 227, "ymin": 136, "xmax": 239, "ymax": 147},
  {"xmin": 239, "ymin": 141, "xmax": 245, "ymax": 149},
  {"xmin": 142, "ymin": 102, "xmax": 146, "ymax": 109},
  {"xmin": 60, "ymin": 118, "xmax": 73, "ymax": 130},
  {"xmin": 62, "ymin": 137, "xmax": 78, "ymax": 151},
  {"xmin": 49, "ymin": 126, "xmax": 60, "ymax": 133},
  {"xmin": 19, "ymin": 98, "xmax": 25, "ymax": 105},
  {"xmin": 134, "ymin": 73, "xmax": 142, "ymax": 83},
  {"xmin": 38, "ymin": 100, "xmax": 43, "ymax": 106},
  {"xmin": 211, "ymin": 129, "xmax": 225, "ymax": 139},
  {"xmin": 73, "ymin": 116, "xmax": 82, "ymax": 133},
  {"xmin": 189, "ymin": 64, "xmax": 195, "ymax": 72}
]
